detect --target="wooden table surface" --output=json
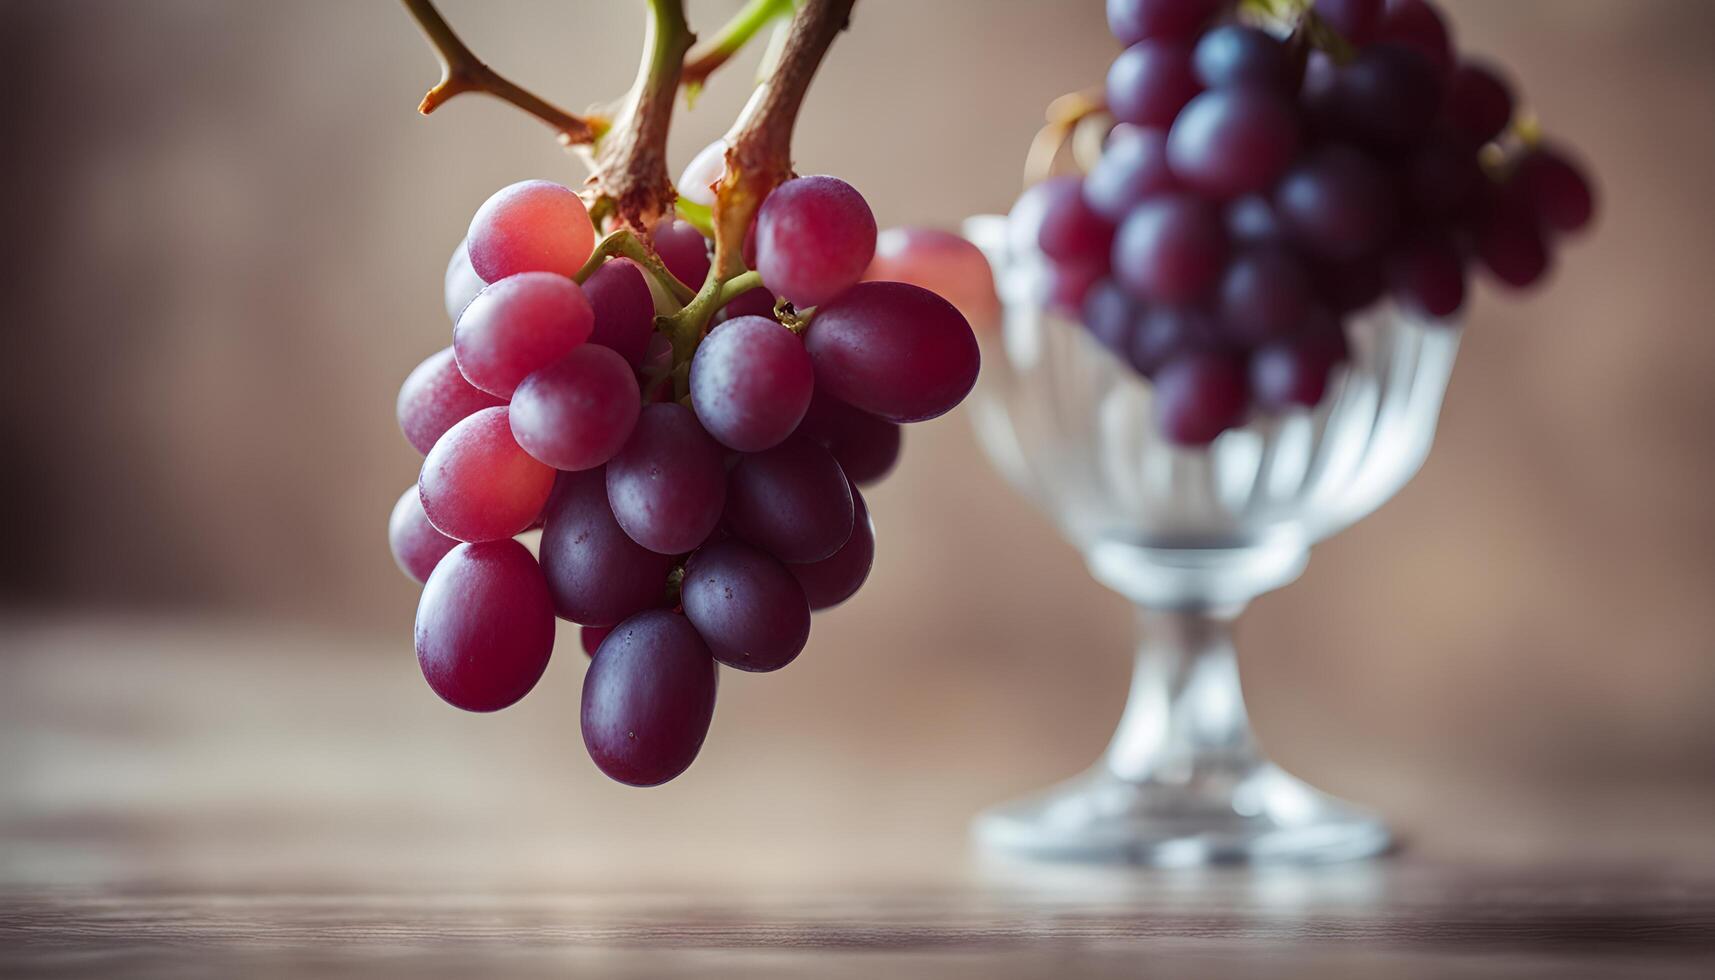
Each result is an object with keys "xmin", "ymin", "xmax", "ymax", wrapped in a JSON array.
[{"xmin": 3, "ymin": 619, "xmax": 1712, "ymax": 978}]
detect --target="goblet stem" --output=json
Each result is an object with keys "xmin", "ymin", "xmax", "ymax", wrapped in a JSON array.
[{"xmin": 1105, "ymin": 606, "xmax": 1253, "ymax": 787}]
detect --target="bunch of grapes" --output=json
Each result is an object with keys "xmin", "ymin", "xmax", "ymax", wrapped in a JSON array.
[
  {"xmin": 1010, "ymin": 0, "xmax": 1596, "ymax": 445},
  {"xmin": 390, "ymin": 172, "xmax": 981, "ymax": 786}
]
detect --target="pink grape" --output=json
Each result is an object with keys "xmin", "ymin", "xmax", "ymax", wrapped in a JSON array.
[
  {"xmin": 786, "ymin": 484, "xmax": 875, "ymax": 611},
  {"xmin": 804, "ymin": 281, "xmax": 980, "ymax": 424},
  {"xmin": 454, "ymin": 271, "xmax": 594, "ymax": 398},
  {"xmin": 396, "ymin": 346, "xmax": 505, "ymax": 455},
  {"xmin": 755, "ymin": 175, "xmax": 877, "ymax": 308},
  {"xmin": 581, "ymin": 609, "xmax": 718, "ymax": 786},
  {"xmin": 419, "ymin": 406, "xmax": 555, "ymax": 542},
  {"xmin": 389, "ymin": 485, "xmax": 458, "ymax": 584},
  {"xmin": 681, "ymin": 540, "xmax": 811, "ymax": 672},
  {"xmin": 690, "ymin": 315, "xmax": 815, "ymax": 452},
  {"xmin": 444, "ymin": 239, "xmax": 485, "ymax": 322},
  {"xmin": 583, "ymin": 258, "xmax": 656, "ymax": 367},
  {"xmin": 415, "ymin": 540, "xmax": 554, "ymax": 712},
  {"xmin": 606, "ymin": 403, "xmax": 727, "ymax": 555},
  {"xmin": 510, "ymin": 345, "xmax": 641, "ymax": 471},
  {"xmin": 725, "ymin": 436, "xmax": 854, "ymax": 564},
  {"xmin": 540, "ymin": 469, "xmax": 674, "ymax": 627},
  {"xmin": 678, "ymin": 139, "xmax": 727, "ymax": 207},
  {"xmin": 864, "ymin": 227, "xmax": 1001, "ymax": 328},
  {"xmin": 794, "ymin": 387, "xmax": 901, "ymax": 486},
  {"xmin": 652, "ymin": 218, "xmax": 712, "ymax": 289},
  {"xmin": 466, "ymin": 179, "xmax": 596, "ymax": 281}
]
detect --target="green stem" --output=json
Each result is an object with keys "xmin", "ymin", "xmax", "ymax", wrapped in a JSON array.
[
  {"xmin": 681, "ymin": 0, "xmax": 795, "ymax": 98},
  {"xmin": 674, "ymin": 197, "xmax": 714, "ymax": 236},
  {"xmin": 574, "ymin": 229, "xmax": 698, "ymax": 305}
]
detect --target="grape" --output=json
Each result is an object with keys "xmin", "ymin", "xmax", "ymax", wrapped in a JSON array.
[
  {"xmin": 415, "ymin": 540, "xmax": 554, "ymax": 712},
  {"xmin": 444, "ymin": 239, "xmax": 485, "ymax": 322},
  {"xmin": 581, "ymin": 609, "xmax": 718, "ymax": 787},
  {"xmin": 690, "ymin": 315, "xmax": 815, "ymax": 452},
  {"xmin": 540, "ymin": 468, "xmax": 674, "ymax": 626},
  {"xmin": 1404, "ymin": 137, "xmax": 1482, "ymax": 215},
  {"xmin": 1153, "ymin": 352, "xmax": 1250, "ymax": 445},
  {"xmin": 510, "ymin": 345, "xmax": 641, "ymax": 471},
  {"xmin": 1047, "ymin": 260, "xmax": 1107, "ymax": 317},
  {"xmin": 1107, "ymin": 41, "xmax": 1202, "ymax": 130},
  {"xmin": 1517, "ymin": 148, "xmax": 1596, "ymax": 234},
  {"xmin": 1474, "ymin": 183, "xmax": 1551, "ymax": 289},
  {"xmin": 1313, "ymin": 0, "xmax": 1383, "ymax": 46},
  {"xmin": 1226, "ymin": 195, "xmax": 1289, "ymax": 245},
  {"xmin": 1193, "ymin": 25, "xmax": 1293, "ymax": 92},
  {"xmin": 1251, "ymin": 332, "xmax": 1343, "ymax": 412},
  {"xmin": 1166, "ymin": 89, "xmax": 1300, "ymax": 199},
  {"xmin": 804, "ymin": 281, "xmax": 981, "ymax": 423},
  {"xmin": 755, "ymin": 175, "xmax": 877, "ymax": 308},
  {"xmin": 1083, "ymin": 126, "xmax": 1176, "ymax": 222},
  {"xmin": 1107, "ymin": 0, "xmax": 1222, "ymax": 44},
  {"xmin": 677, "ymin": 139, "xmax": 727, "ymax": 207},
  {"xmin": 606, "ymin": 403, "xmax": 727, "ymax": 555},
  {"xmin": 725, "ymin": 435, "xmax": 854, "ymax": 564},
  {"xmin": 652, "ymin": 217, "xmax": 712, "ymax": 290},
  {"xmin": 682, "ymin": 540, "xmax": 811, "ymax": 672},
  {"xmin": 1112, "ymin": 194, "xmax": 1228, "ymax": 304},
  {"xmin": 1082, "ymin": 279, "xmax": 1139, "ymax": 357},
  {"xmin": 1009, "ymin": 176, "xmax": 1114, "ymax": 265},
  {"xmin": 454, "ymin": 272, "xmax": 594, "ymax": 398},
  {"xmin": 794, "ymin": 387, "xmax": 902, "ymax": 486},
  {"xmin": 1312, "ymin": 254, "xmax": 1388, "ymax": 314},
  {"xmin": 717, "ymin": 286, "xmax": 777, "ymax": 322},
  {"xmin": 1275, "ymin": 146, "xmax": 1397, "ymax": 261},
  {"xmin": 1443, "ymin": 61, "xmax": 1514, "ymax": 148},
  {"xmin": 1387, "ymin": 231, "xmax": 1466, "ymax": 318},
  {"xmin": 583, "ymin": 258, "xmax": 656, "ymax": 367},
  {"xmin": 466, "ymin": 179, "xmax": 596, "ymax": 282},
  {"xmin": 580, "ymin": 626, "xmax": 610, "ymax": 657},
  {"xmin": 1129, "ymin": 305, "xmax": 1222, "ymax": 376},
  {"xmin": 1218, "ymin": 246, "xmax": 1313, "ymax": 343},
  {"xmin": 1335, "ymin": 44, "xmax": 1445, "ymax": 148},
  {"xmin": 786, "ymin": 484, "xmax": 875, "ymax": 611},
  {"xmin": 396, "ymin": 346, "xmax": 505, "ymax": 455},
  {"xmin": 389, "ymin": 486, "xmax": 458, "ymax": 584},
  {"xmin": 864, "ymin": 227, "xmax": 1001, "ymax": 327},
  {"xmin": 419, "ymin": 406, "xmax": 555, "ymax": 542},
  {"xmin": 1377, "ymin": 0, "xmax": 1454, "ymax": 76}
]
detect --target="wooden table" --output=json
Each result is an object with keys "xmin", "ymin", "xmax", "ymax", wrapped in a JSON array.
[{"xmin": 3, "ymin": 619, "xmax": 1712, "ymax": 977}]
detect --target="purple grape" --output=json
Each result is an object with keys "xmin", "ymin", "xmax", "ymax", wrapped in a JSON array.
[
  {"xmin": 1334, "ymin": 44, "xmax": 1445, "ymax": 149},
  {"xmin": 1404, "ymin": 137, "xmax": 1483, "ymax": 215},
  {"xmin": 1107, "ymin": 41, "xmax": 1202, "ymax": 129},
  {"xmin": 1129, "ymin": 304, "xmax": 1222, "ymax": 376},
  {"xmin": 1377, "ymin": 0, "xmax": 1454, "ymax": 77},
  {"xmin": 805, "ymin": 281, "xmax": 980, "ymax": 423},
  {"xmin": 415, "ymin": 540, "xmax": 555, "ymax": 712},
  {"xmin": 454, "ymin": 272, "xmax": 595, "ymax": 398},
  {"xmin": 1010, "ymin": 176, "xmax": 1115, "ymax": 264},
  {"xmin": 652, "ymin": 217, "xmax": 712, "ymax": 290},
  {"xmin": 606, "ymin": 403, "xmax": 727, "ymax": 555},
  {"xmin": 540, "ymin": 469, "xmax": 674, "ymax": 627},
  {"xmin": 510, "ymin": 345, "xmax": 640, "ymax": 471},
  {"xmin": 794, "ymin": 387, "xmax": 902, "ymax": 486},
  {"xmin": 389, "ymin": 485, "xmax": 458, "ymax": 584},
  {"xmin": 1153, "ymin": 352, "xmax": 1250, "ymax": 446},
  {"xmin": 1226, "ymin": 195, "xmax": 1289, "ymax": 245},
  {"xmin": 682, "ymin": 540, "xmax": 811, "ymax": 672},
  {"xmin": 1274, "ymin": 145, "xmax": 1398, "ymax": 261},
  {"xmin": 1166, "ymin": 89, "xmax": 1300, "ymax": 199},
  {"xmin": 583, "ymin": 258, "xmax": 656, "ymax": 367},
  {"xmin": 580, "ymin": 625, "xmax": 611, "ymax": 657},
  {"xmin": 1107, "ymin": 0, "xmax": 1223, "ymax": 44},
  {"xmin": 1312, "ymin": 254, "xmax": 1388, "ymax": 314},
  {"xmin": 1046, "ymin": 259, "xmax": 1108, "ymax": 317},
  {"xmin": 690, "ymin": 315, "xmax": 815, "ymax": 452},
  {"xmin": 1388, "ymin": 231, "xmax": 1467, "ymax": 318},
  {"xmin": 717, "ymin": 286, "xmax": 777, "ymax": 322},
  {"xmin": 581, "ymin": 609, "xmax": 718, "ymax": 787},
  {"xmin": 1083, "ymin": 126, "xmax": 1177, "ymax": 222},
  {"xmin": 1474, "ymin": 183, "xmax": 1552, "ymax": 289},
  {"xmin": 1218, "ymin": 247, "xmax": 1313, "ymax": 343},
  {"xmin": 397, "ymin": 346, "xmax": 506, "ymax": 456},
  {"xmin": 786, "ymin": 483, "xmax": 875, "ymax": 611},
  {"xmin": 1193, "ymin": 25, "xmax": 1293, "ymax": 92},
  {"xmin": 444, "ymin": 239, "xmax": 485, "ymax": 322},
  {"xmin": 1082, "ymin": 278, "xmax": 1140, "ymax": 356},
  {"xmin": 725, "ymin": 435, "xmax": 854, "ymax": 564},
  {"xmin": 755, "ymin": 175, "xmax": 877, "ymax": 308},
  {"xmin": 1517, "ymin": 147, "xmax": 1596, "ymax": 234},
  {"xmin": 466, "ymin": 179, "xmax": 596, "ymax": 282},
  {"xmin": 1112, "ymin": 194, "xmax": 1228, "ymax": 304},
  {"xmin": 1314, "ymin": 0, "xmax": 1383, "ymax": 45},
  {"xmin": 1251, "ymin": 333, "xmax": 1343, "ymax": 412},
  {"xmin": 1443, "ymin": 61, "xmax": 1514, "ymax": 148},
  {"xmin": 419, "ymin": 406, "xmax": 556, "ymax": 543}
]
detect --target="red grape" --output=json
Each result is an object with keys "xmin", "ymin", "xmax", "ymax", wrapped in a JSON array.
[
  {"xmin": 397, "ymin": 346, "xmax": 505, "ymax": 456},
  {"xmin": 1167, "ymin": 89, "xmax": 1300, "ymax": 199},
  {"xmin": 1251, "ymin": 334, "xmax": 1342, "ymax": 412},
  {"xmin": 690, "ymin": 315, "xmax": 815, "ymax": 452},
  {"xmin": 1113, "ymin": 194, "xmax": 1229, "ymax": 304},
  {"xmin": 454, "ymin": 271, "xmax": 594, "ymax": 398},
  {"xmin": 510, "ymin": 345, "xmax": 641, "ymax": 471},
  {"xmin": 1129, "ymin": 305, "xmax": 1222, "ymax": 377},
  {"xmin": 1153, "ymin": 352, "xmax": 1250, "ymax": 445},
  {"xmin": 1443, "ymin": 61, "xmax": 1514, "ymax": 148},
  {"xmin": 1474, "ymin": 183, "xmax": 1552, "ymax": 289},
  {"xmin": 652, "ymin": 217, "xmax": 712, "ymax": 290},
  {"xmin": 1377, "ymin": 0, "xmax": 1454, "ymax": 76},
  {"xmin": 682, "ymin": 540, "xmax": 811, "ymax": 672},
  {"xmin": 606, "ymin": 403, "xmax": 727, "ymax": 555},
  {"xmin": 1107, "ymin": 41, "xmax": 1202, "ymax": 130},
  {"xmin": 583, "ymin": 258, "xmax": 656, "ymax": 367},
  {"xmin": 580, "ymin": 626, "xmax": 611, "ymax": 657},
  {"xmin": 794, "ymin": 387, "xmax": 902, "ymax": 486},
  {"xmin": 540, "ymin": 468, "xmax": 674, "ymax": 626},
  {"xmin": 415, "ymin": 540, "xmax": 554, "ymax": 712},
  {"xmin": 1219, "ymin": 246, "xmax": 1313, "ymax": 343},
  {"xmin": 725, "ymin": 435, "xmax": 854, "ymax": 564},
  {"xmin": 1274, "ymin": 145, "xmax": 1398, "ymax": 261},
  {"xmin": 1107, "ymin": 0, "xmax": 1223, "ymax": 44},
  {"xmin": 1387, "ymin": 231, "xmax": 1466, "ymax": 318},
  {"xmin": 755, "ymin": 175, "xmax": 877, "ymax": 308},
  {"xmin": 717, "ymin": 286, "xmax": 777, "ymax": 322},
  {"xmin": 1334, "ymin": 43, "xmax": 1445, "ymax": 148},
  {"xmin": 389, "ymin": 485, "xmax": 458, "ymax": 584},
  {"xmin": 785, "ymin": 484, "xmax": 875, "ymax": 611},
  {"xmin": 466, "ymin": 179, "xmax": 596, "ymax": 282},
  {"xmin": 419, "ymin": 406, "xmax": 555, "ymax": 543},
  {"xmin": 1083, "ymin": 126, "xmax": 1177, "ymax": 223},
  {"xmin": 805, "ymin": 281, "xmax": 980, "ymax": 423},
  {"xmin": 581, "ymin": 609, "xmax": 718, "ymax": 786},
  {"xmin": 1009, "ymin": 176, "xmax": 1115, "ymax": 265},
  {"xmin": 863, "ymin": 227, "xmax": 1001, "ymax": 327},
  {"xmin": 1517, "ymin": 147, "xmax": 1596, "ymax": 234},
  {"xmin": 444, "ymin": 239, "xmax": 484, "ymax": 322},
  {"xmin": 1193, "ymin": 25, "xmax": 1293, "ymax": 92}
]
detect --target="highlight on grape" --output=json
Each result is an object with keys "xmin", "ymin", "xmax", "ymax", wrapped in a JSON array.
[
  {"xmin": 1012, "ymin": 0, "xmax": 1597, "ymax": 445},
  {"xmin": 388, "ymin": 0, "xmax": 984, "ymax": 786}
]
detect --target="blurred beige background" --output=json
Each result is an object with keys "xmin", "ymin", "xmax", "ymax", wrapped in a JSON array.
[{"xmin": 2, "ymin": 0, "xmax": 1714, "ymax": 856}]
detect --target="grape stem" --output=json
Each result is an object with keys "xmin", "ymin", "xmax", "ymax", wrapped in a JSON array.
[
  {"xmin": 400, "ymin": 0, "xmax": 605, "ymax": 146},
  {"xmin": 681, "ymin": 0, "xmax": 796, "ymax": 100},
  {"xmin": 574, "ymin": 229, "xmax": 698, "ymax": 305},
  {"xmin": 592, "ymin": 0, "xmax": 696, "ymax": 233}
]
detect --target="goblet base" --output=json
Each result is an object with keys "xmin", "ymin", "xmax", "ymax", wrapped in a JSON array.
[{"xmin": 973, "ymin": 764, "xmax": 1392, "ymax": 866}]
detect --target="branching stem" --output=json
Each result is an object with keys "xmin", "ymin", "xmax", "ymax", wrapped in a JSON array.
[
  {"xmin": 681, "ymin": 0, "xmax": 796, "ymax": 97},
  {"xmin": 574, "ymin": 229, "xmax": 698, "ymax": 305}
]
